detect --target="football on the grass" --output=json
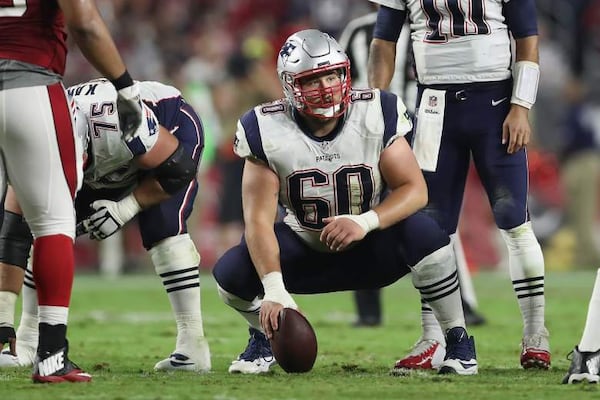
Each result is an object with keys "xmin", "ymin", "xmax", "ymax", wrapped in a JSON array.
[{"xmin": 270, "ymin": 308, "xmax": 318, "ymax": 373}]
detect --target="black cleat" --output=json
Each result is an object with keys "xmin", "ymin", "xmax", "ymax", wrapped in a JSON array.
[
  {"xmin": 562, "ymin": 346, "xmax": 600, "ymax": 384},
  {"xmin": 32, "ymin": 344, "xmax": 92, "ymax": 383}
]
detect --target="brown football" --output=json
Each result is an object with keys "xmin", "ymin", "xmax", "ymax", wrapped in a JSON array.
[{"xmin": 270, "ymin": 308, "xmax": 318, "ymax": 373}]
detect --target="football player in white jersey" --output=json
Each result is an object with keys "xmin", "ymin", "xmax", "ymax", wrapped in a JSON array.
[
  {"xmin": 0, "ymin": 79, "xmax": 210, "ymax": 373},
  {"xmin": 563, "ymin": 268, "xmax": 600, "ymax": 384},
  {"xmin": 368, "ymin": 0, "xmax": 550, "ymax": 371},
  {"xmin": 339, "ymin": 6, "xmax": 486, "ymax": 332},
  {"xmin": 212, "ymin": 29, "xmax": 478, "ymax": 376}
]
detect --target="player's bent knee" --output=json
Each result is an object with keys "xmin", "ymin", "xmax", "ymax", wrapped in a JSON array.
[
  {"xmin": 217, "ymin": 283, "xmax": 262, "ymax": 312},
  {"xmin": 148, "ymin": 234, "xmax": 200, "ymax": 273},
  {"xmin": 0, "ymin": 211, "xmax": 33, "ymax": 269},
  {"xmin": 410, "ymin": 243, "xmax": 456, "ymax": 287},
  {"xmin": 499, "ymin": 221, "xmax": 540, "ymax": 252}
]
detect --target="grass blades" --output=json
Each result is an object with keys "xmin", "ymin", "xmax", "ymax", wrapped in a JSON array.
[{"xmin": 1, "ymin": 270, "xmax": 598, "ymax": 400}]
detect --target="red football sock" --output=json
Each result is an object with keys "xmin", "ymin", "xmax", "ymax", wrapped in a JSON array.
[{"xmin": 33, "ymin": 235, "xmax": 74, "ymax": 307}]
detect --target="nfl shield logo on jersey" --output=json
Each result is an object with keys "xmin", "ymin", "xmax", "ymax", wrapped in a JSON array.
[{"xmin": 428, "ymin": 96, "xmax": 438, "ymax": 108}]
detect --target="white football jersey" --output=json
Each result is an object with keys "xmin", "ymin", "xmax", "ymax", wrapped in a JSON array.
[
  {"xmin": 68, "ymin": 80, "xmax": 164, "ymax": 190},
  {"xmin": 371, "ymin": 0, "xmax": 512, "ymax": 84},
  {"xmin": 234, "ymin": 89, "xmax": 411, "ymax": 251}
]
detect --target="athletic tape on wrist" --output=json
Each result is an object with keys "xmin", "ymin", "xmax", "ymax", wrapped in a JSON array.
[
  {"xmin": 334, "ymin": 210, "xmax": 380, "ymax": 234},
  {"xmin": 261, "ymin": 271, "xmax": 297, "ymax": 309},
  {"xmin": 116, "ymin": 193, "xmax": 142, "ymax": 224}
]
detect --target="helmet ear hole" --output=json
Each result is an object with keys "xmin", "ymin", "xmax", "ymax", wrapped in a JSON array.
[{"xmin": 277, "ymin": 29, "xmax": 351, "ymax": 119}]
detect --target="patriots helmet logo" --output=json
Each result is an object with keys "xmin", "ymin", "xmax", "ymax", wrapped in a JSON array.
[{"xmin": 279, "ymin": 42, "xmax": 296, "ymax": 64}]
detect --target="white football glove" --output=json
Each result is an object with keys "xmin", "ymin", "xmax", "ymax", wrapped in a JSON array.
[
  {"xmin": 82, "ymin": 194, "xmax": 141, "ymax": 240},
  {"xmin": 116, "ymin": 82, "xmax": 143, "ymax": 141}
]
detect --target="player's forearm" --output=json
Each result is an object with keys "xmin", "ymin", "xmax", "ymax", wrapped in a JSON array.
[
  {"xmin": 368, "ymin": 38, "xmax": 397, "ymax": 90},
  {"xmin": 132, "ymin": 178, "xmax": 170, "ymax": 209},
  {"xmin": 245, "ymin": 223, "xmax": 282, "ymax": 278},
  {"xmin": 373, "ymin": 181, "xmax": 428, "ymax": 229},
  {"xmin": 60, "ymin": 0, "xmax": 127, "ymax": 80},
  {"xmin": 515, "ymin": 35, "xmax": 539, "ymax": 63}
]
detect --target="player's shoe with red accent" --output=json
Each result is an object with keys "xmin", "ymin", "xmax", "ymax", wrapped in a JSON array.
[
  {"xmin": 32, "ymin": 345, "xmax": 92, "ymax": 383},
  {"xmin": 562, "ymin": 346, "xmax": 600, "ymax": 384},
  {"xmin": 438, "ymin": 327, "xmax": 478, "ymax": 375},
  {"xmin": 520, "ymin": 327, "xmax": 551, "ymax": 369},
  {"xmin": 391, "ymin": 338, "xmax": 445, "ymax": 375},
  {"xmin": 228, "ymin": 328, "xmax": 276, "ymax": 374}
]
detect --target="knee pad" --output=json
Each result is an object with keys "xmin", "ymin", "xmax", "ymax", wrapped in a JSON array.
[
  {"xmin": 500, "ymin": 221, "xmax": 544, "ymax": 278},
  {"xmin": 0, "ymin": 211, "xmax": 33, "ymax": 269},
  {"xmin": 410, "ymin": 243, "xmax": 459, "ymax": 301},
  {"xmin": 217, "ymin": 283, "xmax": 261, "ymax": 314},
  {"xmin": 499, "ymin": 221, "xmax": 541, "ymax": 254},
  {"xmin": 149, "ymin": 234, "xmax": 200, "ymax": 274}
]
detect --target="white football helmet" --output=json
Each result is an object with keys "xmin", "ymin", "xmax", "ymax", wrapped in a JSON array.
[{"xmin": 277, "ymin": 29, "xmax": 351, "ymax": 119}]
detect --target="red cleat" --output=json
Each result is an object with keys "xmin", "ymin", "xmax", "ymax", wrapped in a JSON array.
[
  {"xmin": 391, "ymin": 339, "xmax": 445, "ymax": 375},
  {"xmin": 520, "ymin": 328, "xmax": 551, "ymax": 370}
]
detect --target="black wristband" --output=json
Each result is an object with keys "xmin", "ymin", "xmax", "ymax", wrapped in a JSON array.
[{"xmin": 110, "ymin": 70, "xmax": 134, "ymax": 91}]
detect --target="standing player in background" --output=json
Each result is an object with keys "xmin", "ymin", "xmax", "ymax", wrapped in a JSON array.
[
  {"xmin": 0, "ymin": 79, "xmax": 210, "ymax": 373},
  {"xmin": 339, "ymin": 7, "xmax": 485, "ymax": 332},
  {"xmin": 213, "ymin": 29, "xmax": 478, "ymax": 376},
  {"xmin": 368, "ymin": 0, "xmax": 550, "ymax": 371},
  {"xmin": 0, "ymin": 0, "xmax": 142, "ymax": 383},
  {"xmin": 562, "ymin": 268, "xmax": 600, "ymax": 384}
]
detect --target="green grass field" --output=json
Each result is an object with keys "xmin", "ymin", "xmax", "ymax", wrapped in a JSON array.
[{"xmin": 1, "ymin": 269, "xmax": 598, "ymax": 400}]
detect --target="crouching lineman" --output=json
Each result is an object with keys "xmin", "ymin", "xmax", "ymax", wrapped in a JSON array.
[
  {"xmin": 0, "ymin": 79, "xmax": 210, "ymax": 373},
  {"xmin": 212, "ymin": 29, "xmax": 478, "ymax": 375}
]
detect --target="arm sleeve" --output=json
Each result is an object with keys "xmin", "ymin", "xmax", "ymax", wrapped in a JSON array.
[
  {"xmin": 373, "ymin": 5, "xmax": 407, "ymax": 42},
  {"xmin": 503, "ymin": 0, "xmax": 538, "ymax": 39},
  {"xmin": 380, "ymin": 90, "xmax": 412, "ymax": 147},
  {"xmin": 233, "ymin": 109, "xmax": 267, "ymax": 163}
]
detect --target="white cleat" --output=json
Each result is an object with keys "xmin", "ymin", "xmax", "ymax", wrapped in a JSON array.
[
  {"xmin": 0, "ymin": 340, "xmax": 36, "ymax": 368},
  {"xmin": 228, "ymin": 355, "xmax": 277, "ymax": 374},
  {"xmin": 228, "ymin": 328, "xmax": 276, "ymax": 374},
  {"xmin": 154, "ymin": 338, "xmax": 211, "ymax": 373},
  {"xmin": 0, "ymin": 350, "xmax": 19, "ymax": 367}
]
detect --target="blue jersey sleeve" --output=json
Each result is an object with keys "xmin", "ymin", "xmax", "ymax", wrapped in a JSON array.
[
  {"xmin": 373, "ymin": 5, "xmax": 407, "ymax": 42},
  {"xmin": 380, "ymin": 90, "xmax": 399, "ymax": 145},
  {"xmin": 143, "ymin": 95, "xmax": 184, "ymax": 131},
  {"xmin": 503, "ymin": 0, "xmax": 538, "ymax": 39},
  {"xmin": 239, "ymin": 109, "xmax": 267, "ymax": 163}
]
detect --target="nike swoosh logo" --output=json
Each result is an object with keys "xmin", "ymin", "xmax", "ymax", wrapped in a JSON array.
[
  {"xmin": 491, "ymin": 97, "xmax": 508, "ymax": 106},
  {"xmin": 459, "ymin": 362, "xmax": 477, "ymax": 369},
  {"xmin": 170, "ymin": 360, "xmax": 195, "ymax": 367}
]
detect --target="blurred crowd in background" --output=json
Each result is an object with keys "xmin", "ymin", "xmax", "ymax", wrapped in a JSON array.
[{"xmin": 64, "ymin": 0, "xmax": 600, "ymax": 276}]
